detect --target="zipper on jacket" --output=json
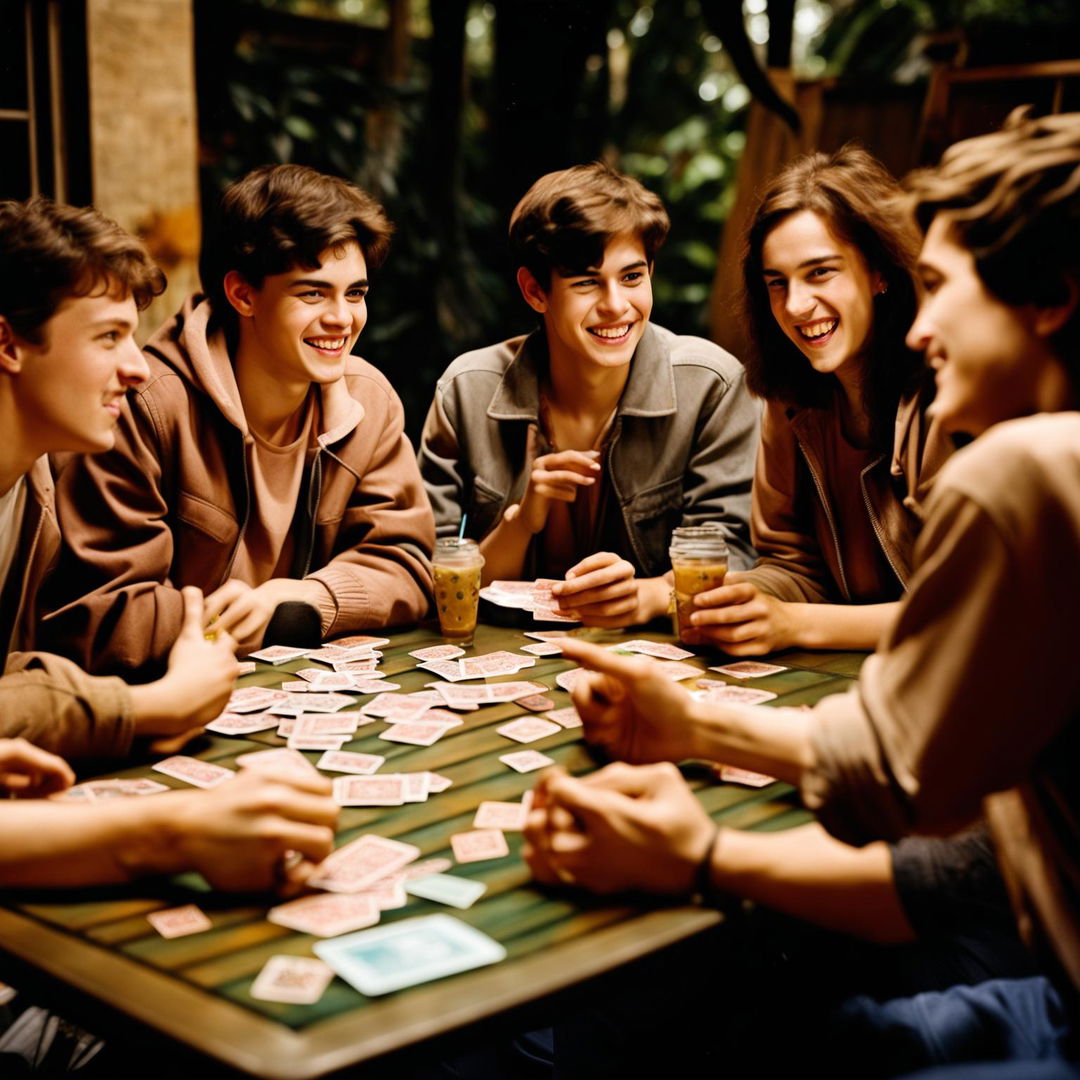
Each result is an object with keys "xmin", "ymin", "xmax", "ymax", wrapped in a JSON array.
[
  {"xmin": 795, "ymin": 437, "xmax": 852, "ymax": 602},
  {"xmin": 222, "ymin": 434, "xmax": 253, "ymax": 583},
  {"xmin": 859, "ymin": 457, "xmax": 906, "ymax": 589}
]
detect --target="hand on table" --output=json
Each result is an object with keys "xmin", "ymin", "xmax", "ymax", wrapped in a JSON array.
[
  {"xmin": 203, "ymin": 577, "xmax": 327, "ymax": 657},
  {"xmin": 552, "ymin": 553, "xmax": 668, "ymax": 628},
  {"xmin": 523, "ymin": 762, "xmax": 715, "ymax": 895},
  {"xmin": 690, "ymin": 574, "xmax": 798, "ymax": 655},
  {"xmin": 151, "ymin": 769, "xmax": 337, "ymax": 893},
  {"xmin": 509, "ymin": 449, "xmax": 601, "ymax": 536},
  {"xmin": 131, "ymin": 587, "xmax": 239, "ymax": 740},
  {"xmin": 0, "ymin": 738, "xmax": 75, "ymax": 797},
  {"xmin": 556, "ymin": 638, "xmax": 699, "ymax": 764}
]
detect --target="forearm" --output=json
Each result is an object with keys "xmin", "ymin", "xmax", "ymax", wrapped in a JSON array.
[
  {"xmin": 687, "ymin": 700, "xmax": 815, "ymax": 784},
  {"xmin": 636, "ymin": 574, "xmax": 673, "ymax": 622},
  {"xmin": 0, "ymin": 799, "xmax": 172, "ymax": 887},
  {"xmin": 478, "ymin": 508, "xmax": 535, "ymax": 583},
  {"xmin": 786, "ymin": 601, "xmax": 900, "ymax": 651},
  {"xmin": 707, "ymin": 823, "xmax": 915, "ymax": 943}
]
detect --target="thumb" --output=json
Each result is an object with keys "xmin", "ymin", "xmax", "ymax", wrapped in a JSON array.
[
  {"xmin": 178, "ymin": 586, "xmax": 206, "ymax": 640},
  {"xmin": 546, "ymin": 772, "xmax": 623, "ymax": 829}
]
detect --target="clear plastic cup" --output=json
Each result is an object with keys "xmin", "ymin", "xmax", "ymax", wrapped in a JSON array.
[
  {"xmin": 432, "ymin": 538, "xmax": 484, "ymax": 645},
  {"xmin": 669, "ymin": 525, "xmax": 728, "ymax": 646}
]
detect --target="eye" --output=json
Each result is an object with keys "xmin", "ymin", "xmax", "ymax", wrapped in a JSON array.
[
  {"xmin": 570, "ymin": 278, "xmax": 597, "ymax": 289},
  {"xmin": 764, "ymin": 278, "xmax": 786, "ymax": 292},
  {"xmin": 296, "ymin": 289, "xmax": 323, "ymax": 300},
  {"xmin": 623, "ymin": 271, "xmax": 645, "ymax": 284},
  {"xmin": 347, "ymin": 287, "xmax": 368, "ymax": 301},
  {"xmin": 97, "ymin": 330, "xmax": 121, "ymax": 345},
  {"xmin": 807, "ymin": 266, "xmax": 837, "ymax": 280},
  {"xmin": 919, "ymin": 275, "xmax": 941, "ymax": 295}
]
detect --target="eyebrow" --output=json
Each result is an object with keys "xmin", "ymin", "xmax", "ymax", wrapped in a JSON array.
[
  {"xmin": 762, "ymin": 254, "xmax": 843, "ymax": 275},
  {"xmin": 88, "ymin": 317, "xmax": 135, "ymax": 331},
  {"xmin": 569, "ymin": 260, "xmax": 649, "ymax": 277},
  {"xmin": 289, "ymin": 278, "xmax": 369, "ymax": 289}
]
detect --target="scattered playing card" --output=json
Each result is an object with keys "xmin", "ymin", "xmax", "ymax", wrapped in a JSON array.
[
  {"xmin": 316, "ymin": 750, "xmax": 385, "ymax": 775},
  {"xmin": 402, "ymin": 772, "xmax": 430, "ymax": 803},
  {"xmin": 473, "ymin": 800, "xmax": 528, "ymax": 831},
  {"xmin": 347, "ymin": 680, "xmax": 401, "ymax": 694},
  {"xmin": 235, "ymin": 747, "xmax": 319, "ymax": 776},
  {"xmin": 250, "ymin": 956, "xmax": 334, "ymax": 1005},
  {"xmin": 328, "ymin": 635, "xmax": 390, "ymax": 650},
  {"xmin": 451, "ymin": 829, "xmax": 510, "ymax": 863},
  {"xmin": 288, "ymin": 733, "xmax": 349, "ymax": 752},
  {"xmin": 696, "ymin": 685, "xmax": 778, "ymax": 705},
  {"xmin": 496, "ymin": 717, "xmax": 561, "ymax": 744},
  {"xmin": 544, "ymin": 706, "xmax": 582, "ymax": 729},
  {"xmin": 292, "ymin": 671, "xmax": 357, "ymax": 693},
  {"xmin": 333, "ymin": 775, "xmax": 405, "ymax": 806},
  {"xmin": 524, "ymin": 630, "xmax": 575, "ymax": 641},
  {"xmin": 718, "ymin": 765, "xmax": 777, "ymax": 787},
  {"xmin": 248, "ymin": 645, "xmax": 312, "ymax": 666},
  {"xmin": 361, "ymin": 694, "xmax": 432, "ymax": 721},
  {"xmin": 147, "ymin": 904, "xmax": 212, "ymax": 939},
  {"xmin": 514, "ymin": 694, "xmax": 555, "ymax": 712},
  {"xmin": 424, "ymin": 772, "xmax": 454, "ymax": 793},
  {"xmin": 519, "ymin": 642, "xmax": 563, "ymax": 657},
  {"xmin": 499, "ymin": 750, "xmax": 554, "ymax": 773},
  {"xmin": 615, "ymin": 639, "xmax": 696, "ymax": 661},
  {"xmin": 313, "ymin": 914, "xmax": 505, "ymax": 996},
  {"xmin": 554, "ymin": 668, "xmax": 589, "ymax": 693},
  {"xmin": 308, "ymin": 834, "xmax": 421, "ymax": 893},
  {"xmin": 378, "ymin": 720, "xmax": 455, "ymax": 747},
  {"xmin": 151, "ymin": 756, "xmax": 234, "ymax": 789},
  {"xmin": 410, "ymin": 644, "xmax": 466, "ymax": 662},
  {"xmin": 279, "ymin": 681, "xmax": 311, "ymax": 693},
  {"xmin": 267, "ymin": 893, "xmax": 381, "ymax": 937},
  {"xmin": 227, "ymin": 686, "xmax": 290, "ymax": 713},
  {"xmin": 709, "ymin": 661, "xmax": 788, "ymax": 679},
  {"xmin": 237, "ymin": 661, "xmax": 257, "ymax": 676},
  {"xmin": 405, "ymin": 873, "xmax": 487, "ymax": 910}
]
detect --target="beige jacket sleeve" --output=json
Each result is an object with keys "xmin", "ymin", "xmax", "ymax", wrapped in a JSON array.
[
  {"xmin": 0, "ymin": 650, "xmax": 134, "ymax": 758},
  {"xmin": 802, "ymin": 426, "xmax": 1080, "ymax": 845}
]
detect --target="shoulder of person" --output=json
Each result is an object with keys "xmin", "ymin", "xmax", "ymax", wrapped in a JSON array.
[
  {"xmin": 651, "ymin": 324, "xmax": 746, "ymax": 383},
  {"xmin": 340, "ymin": 355, "xmax": 406, "ymax": 414},
  {"xmin": 435, "ymin": 336, "xmax": 528, "ymax": 389}
]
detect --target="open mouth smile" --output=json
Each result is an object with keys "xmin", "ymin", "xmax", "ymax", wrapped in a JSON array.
[
  {"xmin": 796, "ymin": 318, "xmax": 838, "ymax": 346},
  {"xmin": 304, "ymin": 337, "xmax": 347, "ymax": 354},
  {"xmin": 587, "ymin": 323, "xmax": 634, "ymax": 344}
]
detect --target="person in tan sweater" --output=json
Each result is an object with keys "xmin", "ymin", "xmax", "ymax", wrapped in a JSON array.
[
  {"xmin": 41, "ymin": 165, "xmax": 435, "ymax": 676},
  {"xmin": 527, "ymin": 111, "xmax": 1080, "ymax": 1077}
]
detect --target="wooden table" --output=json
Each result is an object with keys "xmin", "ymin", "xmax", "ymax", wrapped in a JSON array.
[{"xmin": 0, "ymin": 624, "xmax": 866, "ymax": 1079}]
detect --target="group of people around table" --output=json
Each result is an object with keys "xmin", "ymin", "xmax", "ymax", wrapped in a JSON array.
[{"xmin": 0, "ymin": 105, "xmax": 1077, "ymax": 1078}]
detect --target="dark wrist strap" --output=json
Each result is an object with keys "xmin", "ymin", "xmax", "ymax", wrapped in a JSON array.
[{"xmin": 691, "ymin": 824, "xmax": 722, "ymax": 906}]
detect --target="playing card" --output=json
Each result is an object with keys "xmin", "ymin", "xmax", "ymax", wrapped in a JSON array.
[
  {"xmin": 331, "ymin": 659, "xmax": 384, "ymax": 675},
  {"xmin": 424, "ymin": 772, "xmax": 454, "ymax": 793},
  {"xmin": 404, "ymin": 874, "xmax": 487, "ymax": 910},
  {"xmin": 365, "ymin": 879, "xmax": 408, "ymax": 910},
  {"xmin": 250, "ymin": 956, "xmax": 334, "ymax": 1005},
  {"xmin": 499, "ymin": 750, "xmax": 554, "ymax": 773},
  {"xmin": 333, "ymin": 774, "xmax": 405, "ymax": 806},
  {"xmin": 519, "ymin": 642, "xmax": 563, "ymax": 656},
  {"xmin": 450, "ymin": 829, "xmax": 510, "ymax": 863},
  {"xmin": 544, "ymin": 706, "xmax": 582, "ymax": 729},
  {"xmin": 313, "ymin": 915, "xmax": 505, "ymax": 996},
  {"xmin": 347, "ymin": 679, "xmax": 401, "ymax": 693},
  {"xmin": 110, "ymin": 777, "xmax": 171, "ymax": 796},
  {"xmin": 696, "ymin": 685, "xmax": 778, "ymax": 705},
  {"xmin": 718, "ymin": 765, "xmax": 777, "ymax": 787},
  {"xmin": 151, "ymin": 755, "xmax": 234, "ymax": 789},
  {"xmin": 615, "ymin": 639, "xmax": 696, "ymax": 661},
  {"xmin": 378, "ymin": 720, "xmax": 455, "ymax": 746},
  {"xmin": 554, "ymin": 668, "xmax": 589, "ymax": 693},
  {"xmin": 653, "ymin": 661, "xmax": 705, "ymax": 681},
  {"xmin": 248, "ymin": 645, "xmax": 312, "ymax": 666},
  {"xmin": 709, "ymin": 661, "xmax": 788, "ymax": 679},
  {"xmin": 496, "ymin": 717, "xmax": 560, "ymax": 744},
  {"xmin": 524, "ymin": 630, "xmax": 575, "ymax": 641},
  {"xmin": 361, "ymin": 694, "xmax": 432, "ymax": 721},
  {"xmin": 237, "ymin": 661, "xmax": 257, "ymax": 676},
  {"xmin": 235, "ymin": 747, "xmax": 319, "ymax": 776},
  {"xmin": 267, "ymin": 893, "xmax": 381, "ymax": 937},
  {"xmin": 429, "ymin": 681, "xmax": 545, "ymax": 707},
  {"xmin": 410, "ymin": 645, "xmax": 465, "ymax": 662},
  {"xmin": 146, "ymin": 904, "xmax": 212, "ymax": 939},
  {"xmin": 402, "ymin": 772, "xmax": 430, "ymax": 803},
  {"xmin": 307, "ymin": 834, "xmax": 421, "ymax": 893},
  {"xmin": 279, "ymin": 681, "xmax": 311, "ymax": 693},
  {"xmin": 328, "ymin": 635, "xmax": 390, "ymax": 650},
  {"xmin": 514, "ymin": 694, "xmax": 555, "ymax": 712},
  {"xmin": 316, "ymin": 750, "xmax": 385, "ymax": 775},
  {"xmin": 288, "ymin": 733, "xmax": 350, "ymax": 752},
  {"xmin": 227, "ymin": 686, "xmax": 289, "ymax": 713},
  {"xmin": 292, "ymin": 672, "xmax": 357, "ymax": 693},
  {"xmin": 473, "ymin": 800, "xmax": 528, "ymax": 830}
]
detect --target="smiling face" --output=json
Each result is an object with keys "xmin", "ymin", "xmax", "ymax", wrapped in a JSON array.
[
  {"xmin": 2, "ymin": 287, "xmax": 148, "ymax": 456},
  {"xmin": 906, "ymin": 215, "xmax": 1074, "ymax": 437},
  {"xmin": 761, "ymin": 210, "xmax": 883, "ymax": 389},
  {"xmin": 519, "ymin": 233, "xmax": 653, "ymax": 376},
  {"xmin": 226, "ymin": 242, "xmax": 369, "ymax": 394}
]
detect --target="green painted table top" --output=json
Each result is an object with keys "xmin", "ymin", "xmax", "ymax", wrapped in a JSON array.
[{"xmin": 0, "ymin": 625, "xmax": 865, "ymax": 1079}]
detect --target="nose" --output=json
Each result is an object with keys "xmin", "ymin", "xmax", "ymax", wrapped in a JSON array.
[
  {"xmin": 905, "ymin": 305, "xmax": 932, "ymax": 355},
  {"xmin": 322, "ymin": 294, "xmax": 353, "ymax": 330},
  {"xmin": 117, "ymin": 336, "xmax": 149, "ymax": 388},
  {"xmin": 596, "ymin": 281, "xmax": 629, "ymax": 318},
  {"xmin": 784, "ymin": 279, "xmax": 815, "ymax": 319}
]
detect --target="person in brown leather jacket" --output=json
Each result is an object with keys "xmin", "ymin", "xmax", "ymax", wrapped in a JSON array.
[{"xmin": 690, "ymin": 146, "xmax": 953, "ymax": 655}]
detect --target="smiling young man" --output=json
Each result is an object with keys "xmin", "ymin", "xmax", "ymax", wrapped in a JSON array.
[
  {"xmin": 0, "ymin": 195, "xmax": 238, "ymax": 756},
  {"xmin": 41, "ymin": 165, "xmax": 434, "ymax": 675},
  {"xmin": 419, "ymin": 162, "xmax": 758, "ymax": 627},
  {"xmin": 530, "ymin": 111, "xmax": 1080, "ymax": 1077}
]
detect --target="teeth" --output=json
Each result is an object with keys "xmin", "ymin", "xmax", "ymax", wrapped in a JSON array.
[
  {"xmin": 306, "ymin": 338, "xmax": 346, "ymax": 350},
  {"xmin": 589, "ymin": 325, "xmax": 630, "ymax": 339},
  {"xmin": 797, "ymin": 319, "xmax": 838, "ymax": 341}
]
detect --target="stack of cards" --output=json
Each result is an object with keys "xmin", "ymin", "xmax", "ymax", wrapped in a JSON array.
[
  {"xmin": 709, "ymin": 661, "xmax": 788, "ymax": 679},
  {"xmin": 479, "ymin": 580, "xmax": 578, "ymax": 624}
]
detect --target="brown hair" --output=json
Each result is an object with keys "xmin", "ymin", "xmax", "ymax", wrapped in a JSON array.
[
  {"xmin": 200, "ymin": 164, "xmax": 394, "ymax": 330},
  {"xmin": 741, "ymin": 145, "xmax": 927, "ymax": 449},
  {"xmin": 509, "ymin": 161, "xmax": 670, "ymax": 286},
  {"xmin": 905, "ymin": 107, "xmax": 1080, "ymax": 377},
  {"xmin": 0, "ymin": 195, "xmax": 165, "ymax": 345}
]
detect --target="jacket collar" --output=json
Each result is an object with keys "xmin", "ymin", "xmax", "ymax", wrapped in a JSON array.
[{"xmin": 486, "ymin": 323, "xmax": 677, "ymax": 422}]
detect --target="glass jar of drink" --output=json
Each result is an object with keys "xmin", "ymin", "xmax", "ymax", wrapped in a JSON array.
[
  {"xmin": 669, "ymin": 525, "xmax": 728, "ymax": 646},
  {"xmin": 432, "ymin": 538, "xmax": 484, "ymax": 645}
]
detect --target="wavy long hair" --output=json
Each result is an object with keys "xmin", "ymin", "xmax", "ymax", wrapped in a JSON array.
[{"xmin": 741, "ymin": 145, "xmax": 929, "ymax": 449}]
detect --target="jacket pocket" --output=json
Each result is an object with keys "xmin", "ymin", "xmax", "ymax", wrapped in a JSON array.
[
  {"xmin": 175, "ymin": 491, "xmax": 238, "ymax": 544},
  {"xmin": 623, "ymin": 478, "xmax": 683, "ymax": 577}
]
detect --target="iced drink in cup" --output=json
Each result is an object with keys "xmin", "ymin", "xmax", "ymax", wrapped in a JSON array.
[
  {"xmin": 669, "ymin": 525, "xmax": 728, "ymax": 646},
  {"xmin": 433, "ymin": 538, "xmax": 484, "ymax": 645}
]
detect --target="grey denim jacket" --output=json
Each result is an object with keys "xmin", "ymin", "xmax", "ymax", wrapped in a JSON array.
[{"xmin": 418, "ymin": 324, "xmax": 759, "ymax": 577}]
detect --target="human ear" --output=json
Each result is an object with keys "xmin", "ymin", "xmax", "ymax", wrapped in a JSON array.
[
  {"xmin": 223, "ymin": 271, "xmax": 257, "ymax": 318},
  {"xmin": 0, "ymin": 316, "xmax": 25, "ymax": 374},
  {"xmin": 1031, "ymin": 276, "xmax": 1079, "ymax": 339},
  {"xmin": 516, "ymin": 267, "xmax": 549, "ymax": 315}
]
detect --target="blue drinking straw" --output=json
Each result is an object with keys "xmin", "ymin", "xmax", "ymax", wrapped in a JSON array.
[{"xmin": 458, "ymin": 515, "xmax": 468, "ymax": 540}]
